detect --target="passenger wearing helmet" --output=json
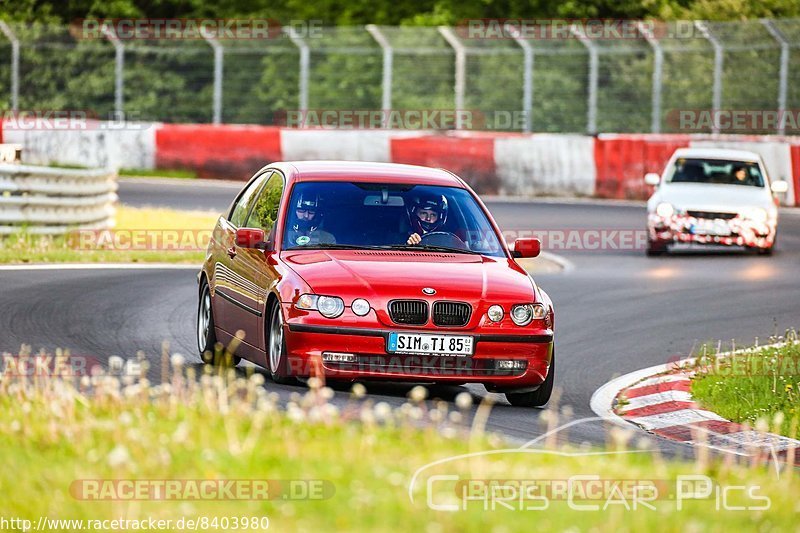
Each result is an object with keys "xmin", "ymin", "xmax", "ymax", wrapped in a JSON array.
[
  {"xmin": 406, "ymin": 194, "xmax": 448, "ymax": 245},
  {"xmin": 287, "ymin": 193, "xmax": 336, "ymax": 246}
]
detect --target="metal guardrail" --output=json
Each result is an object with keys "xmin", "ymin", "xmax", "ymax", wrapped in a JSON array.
[{"xmin": 0, "ymin": 163, "xmax": 117, "ymax": 234}]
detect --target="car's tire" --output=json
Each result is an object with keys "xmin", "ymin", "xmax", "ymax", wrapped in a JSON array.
[
  {"xmin": 756, "ymin": 245, "xmax": 774, "ymax": 256},
  {"xmin": 505, "ymin": 348, "xmax": 555, "ymax": 407},
  {"xmin": 197, "ymin": 282, "xmax": 240, "ymax": 367},
  {"xmin": 267, "ymin": 302, "xmax": 295, "ymax": 384},
  {"xmin": 646, "ymin": 239, "xmax": 667, "ymax": 257}
]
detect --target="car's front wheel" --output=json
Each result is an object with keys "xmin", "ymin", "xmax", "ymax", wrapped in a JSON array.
[
  {"xmin": 197, "ymin": 282, "xmax": 240, "ymax": 367},
  {"xmin": 505, "ymin": 349, "xmax": 555, "ymax": 407},
  {"xmin": 268, "ymin": 303, "xmax": 294, "ymax": 384},
  {"xmin": 646, "ymin": 239, "xmax": 668, "ymax": 256}
]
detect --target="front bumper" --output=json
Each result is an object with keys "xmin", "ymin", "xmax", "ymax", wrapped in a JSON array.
[
  {"xmin": 648, "ymin": 213, "xmax": 775, "ymax": 249},
  {"xmin": 282, "ymin": 308, "xmax": 554, "ymax": 390}
]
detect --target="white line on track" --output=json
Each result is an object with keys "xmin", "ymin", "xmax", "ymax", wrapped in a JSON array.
[{"xmin": 0, "ymin": 263, "xmax": 200, "ymax": 271}]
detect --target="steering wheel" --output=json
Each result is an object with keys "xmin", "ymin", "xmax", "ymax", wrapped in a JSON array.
[{"xmin": 419, "ymin": 231, "xmax": 469, "ymax": 250}]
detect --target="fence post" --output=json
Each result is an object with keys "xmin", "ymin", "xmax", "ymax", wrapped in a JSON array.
[
  {"xmin": 762, "ymin": 19, "xmax": 789, "ymax": 136},
  {"xmin": 506, "ymin": 23, "xmax": 534, "ymax": 133},
  {"xmin": 570, "ymin": 24, "xmax": 598, "ymax": 135},
  {"xmin": 202, "ymin": 33, "xmax": 224, "ymax": 125},
  {"xmin": 286, "ymin": 27, "xmax": 310, "ymax": 114},
  {"xmin": 101, "ymin": 26, "xmax": 125, "ymax": 119},
  {"xmin": 437, "ymin": 26, "xmax": 466, "ymax": 130},
  {"xmin": 638, "ymin": 22, "xmax": 663, "ymax": 134},
  {"xmin": 695, "ymin": 21, "xmax": 723, "ymax": 134},
  {"xmin": 0, "ymin": 21, "xmax": 20, "ymax": 112},
  {"xmin": 366, "ymin": 25, "xmax": 393, "ymax": 112}
]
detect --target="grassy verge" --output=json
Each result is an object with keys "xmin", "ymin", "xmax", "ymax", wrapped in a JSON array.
[
  {"xmin": 0, "ymin": 206, "xmax": 219, "ymax": 264},
  {"xmin": 1, "ymin": 346, "xmax": 799, "ymax": 530},
  {"xmin": 120, "ymin": 168, "xmax": 198, "ymax": 179},
  {"xmin": 691, "ymin": 332, "xmax": 800, "ymax": 438}
]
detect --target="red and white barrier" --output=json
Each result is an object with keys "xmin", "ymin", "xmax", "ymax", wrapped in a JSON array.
[{"xmin": 2, "ymin": 121, "xmax": 799, "ymax": 206}]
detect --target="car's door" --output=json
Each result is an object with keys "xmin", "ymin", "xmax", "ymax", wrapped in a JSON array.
[
  {"xmin": 213, "ymin": 170, "xmax": 272, "ymax": 342},
  {"xmin": 226, "ymin": 170, "xmax": 285, "ymax": 363}
]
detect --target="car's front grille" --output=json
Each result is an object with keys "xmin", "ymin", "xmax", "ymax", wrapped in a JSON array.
[
  {"xmin": 432, "ymin": 301, "xmax": 472, "ymax": 327},
  {"xmin": 687, "ymin": 210, "xmax": 737, "ymax": 220},
  {"xmin": 388, "ymin": 300, "xmax": 428, "ymax": 325}
]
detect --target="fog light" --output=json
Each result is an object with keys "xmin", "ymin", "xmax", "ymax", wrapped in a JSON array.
[
  {"xmin": 351, "ymin": 298, "xmax": 371, "ymax": 316},
  {"xmin": 487, "ymin": 305, "xmax": 504, "ymax": 322},
  {"xmin": 322, "ymin": 352, "xmax": 357, "ymax": 363},
  {"xmin": 655, "ymin": 202, "xmax": 674, "ymax": 218},
  {"xmin": 496, "ymin": 360, "xmax": 527, "ymax": 370}
]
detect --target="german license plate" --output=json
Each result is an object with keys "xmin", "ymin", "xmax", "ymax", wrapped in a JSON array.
[
  {"xmin": 387, "ymin": 332, "xmax": 474, "ymax": 356},
  {"xmin": 691, "ymin": 219, "xmax": 732, "ymax": 236}
]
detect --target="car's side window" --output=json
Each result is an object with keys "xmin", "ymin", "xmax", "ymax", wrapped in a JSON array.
[
  {"xmin": 228, "ymin": 172, "xmax": 272, "ymax": 227},
  {"xmin": 244, "ymin": 172, "xmax": 285, "ymax": 240}
]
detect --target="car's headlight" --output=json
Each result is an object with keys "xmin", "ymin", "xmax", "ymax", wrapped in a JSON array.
[
  {"xmin": 295, "ymin": 294, "xmax": 345, "ymax": 318},
  {"xmin": 741, "ymin": 207, "xmax": 768, "ymax": 223},
  {"xmin": 487, "ymin": 305, "xmax": 504, "ymax": 323},
  {"xmin": 317, "ymin": 296, "xmax": 345, "ymax": 318},
  {"xmin": 510, "ymin": 303, "xmax": 547, "ymax": 326},
  {"xmin": 296, "ymin": 294, "xmax": 318, "ymax": 310},
  {"xmin": 655, "ymin": 202, "xmax": 675, "ymax": 218},
  {"xmin": 351, "ymin": 298, "xmax": 371, "ymax": 317}
]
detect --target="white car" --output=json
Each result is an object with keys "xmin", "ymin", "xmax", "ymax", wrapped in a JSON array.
[{"xmin": 645, "ymin": 148, "xmax": 789, "ymax": 256}]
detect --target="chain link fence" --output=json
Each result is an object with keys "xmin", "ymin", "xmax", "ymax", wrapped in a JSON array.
[{"xmin": 1, "ymin": 20, "xmax": 800, "ymax": 134}]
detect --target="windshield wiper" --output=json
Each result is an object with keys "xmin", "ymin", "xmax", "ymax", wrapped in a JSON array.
[
  {"xmin": 285, "ymin": 243, "xmax": 385, "ymax": 251},
  {"xmin": 379, "ymin": 244, "xmax": 481, "ymax": 255}
]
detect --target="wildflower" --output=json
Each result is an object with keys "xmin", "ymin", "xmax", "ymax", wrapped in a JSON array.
[{"xmin": 455, "ymin": 392, "xmax": 472, "ymax": 410}]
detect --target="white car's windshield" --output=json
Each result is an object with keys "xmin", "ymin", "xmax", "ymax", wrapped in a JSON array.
[
  {"xmin": 666, "ymin": 158, "xmax": 764, "ymax": 187},
  {"xmin": 282, "ymin": 182, "xmax": 505, "ymax": 257}
]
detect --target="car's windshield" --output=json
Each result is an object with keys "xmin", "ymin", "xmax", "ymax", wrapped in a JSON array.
[
  {"xmin": 666, "ymin": 158, "xmax": 764, "ymax": 187},
  {"xmin": 281, "ymin": 182, "xmax": 505, "ymax": 257}
]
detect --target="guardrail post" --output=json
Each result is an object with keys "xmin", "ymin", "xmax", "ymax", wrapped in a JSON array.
[
  {"xmin": 366, "ymin": 25, "xmax": 393, "ymax": 112},
  {"xmin": 202, "ymin": 33, "xmax": 224, "ymax": 125},
  {"xmin": 506, "ymin": 23, "xmax": 534, "ymax": 133},
  {"xmin": 286, "ymin": 27, "xmax": 310, "ymax": 114},
  {"xmin": 570, "ymin": 24, "xmax": 598, "ymax": 135},
  {"xmin": 695, "ymin": 21, "xmax": 723, "ymax": 134},
  {"xmin": 638, "ymin": 22, "xmax": 663, "ymax": 134},
  {"xmin": 0, "ymin": 21, "xmax": 20, "ymax": 112},
  {"xmin": 101, "ymin": 26, "xmax": 125, "ymax": 119},
  {"xmin": 438, "ymin": 26, "xmax": 466, "ymax": 130},
  {"xmin": 762, "ymin": 19, "xmax": 790, "ymax": 136}
]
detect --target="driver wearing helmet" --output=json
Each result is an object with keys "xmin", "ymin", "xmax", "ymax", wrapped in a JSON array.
[
  {"xmin": 406, "ymin": 194, "xmax": 448, "ymax": 245},
  {"xmin": 287, "ymin": 193, "xmax": 336, "ymax": 246}
]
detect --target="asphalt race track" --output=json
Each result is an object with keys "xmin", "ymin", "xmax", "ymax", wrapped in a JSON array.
[{"xmin": 1, "ymin": 178, "xmax": 799, "ymax": 454}]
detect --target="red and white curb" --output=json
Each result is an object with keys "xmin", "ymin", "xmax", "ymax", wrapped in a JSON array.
[{"xmin": 590, "ymin": 348, "xmax": 800, "ymax": 464}]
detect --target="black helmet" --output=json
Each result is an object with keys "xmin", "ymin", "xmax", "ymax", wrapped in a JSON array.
[
  {"xmin": 409, "ymin": 194, "xmax": 448, "ymax": 234},
  {"xmin": 293, "ymin": 192, "xmax": 322, "ymax": 232}
]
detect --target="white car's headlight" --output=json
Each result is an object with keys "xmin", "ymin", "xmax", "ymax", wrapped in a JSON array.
[
  {"xmin": 741, "ymin": 207, "xmax": 768, "ymax": 223},
  {"xmin": 655, "ymin": 202, "xmax": 675, "ymax": 218},
  {"xmin": 295, "ymin": 294, "xmax": 345, "ymax": 318},
  {"xmin": 510, "ymin": 304, "xmax": 547, "ymax": 326}
]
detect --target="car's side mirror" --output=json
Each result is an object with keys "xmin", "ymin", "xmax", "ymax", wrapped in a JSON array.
[
  {"xmin": 644, "ymin": 173, "xmax": 661, "ymax": 186},
  {"xmin": 771, "ymin": 180, "xmax": 789, "ymax": 194},
  {"xmin": 235, "ymin": 227, "xmax": 266, "ymax": 249},
  {"xmin": 513, "ymin": 238, "xmax": 541, "ymax": 258}
]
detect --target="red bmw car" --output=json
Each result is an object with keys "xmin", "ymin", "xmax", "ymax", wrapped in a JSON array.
[{"xmin": 197, "ymin": 161, "xmax": 555, "ymax": 406}]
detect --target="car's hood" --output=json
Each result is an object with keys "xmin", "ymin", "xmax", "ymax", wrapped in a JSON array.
[
  {"xmin": 280, "ymin": 249, "xmax": 536, "ymax": 303},
  {"xmin": 652, "ymin": 183, "xmax": 773, "ymax": 212}
]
